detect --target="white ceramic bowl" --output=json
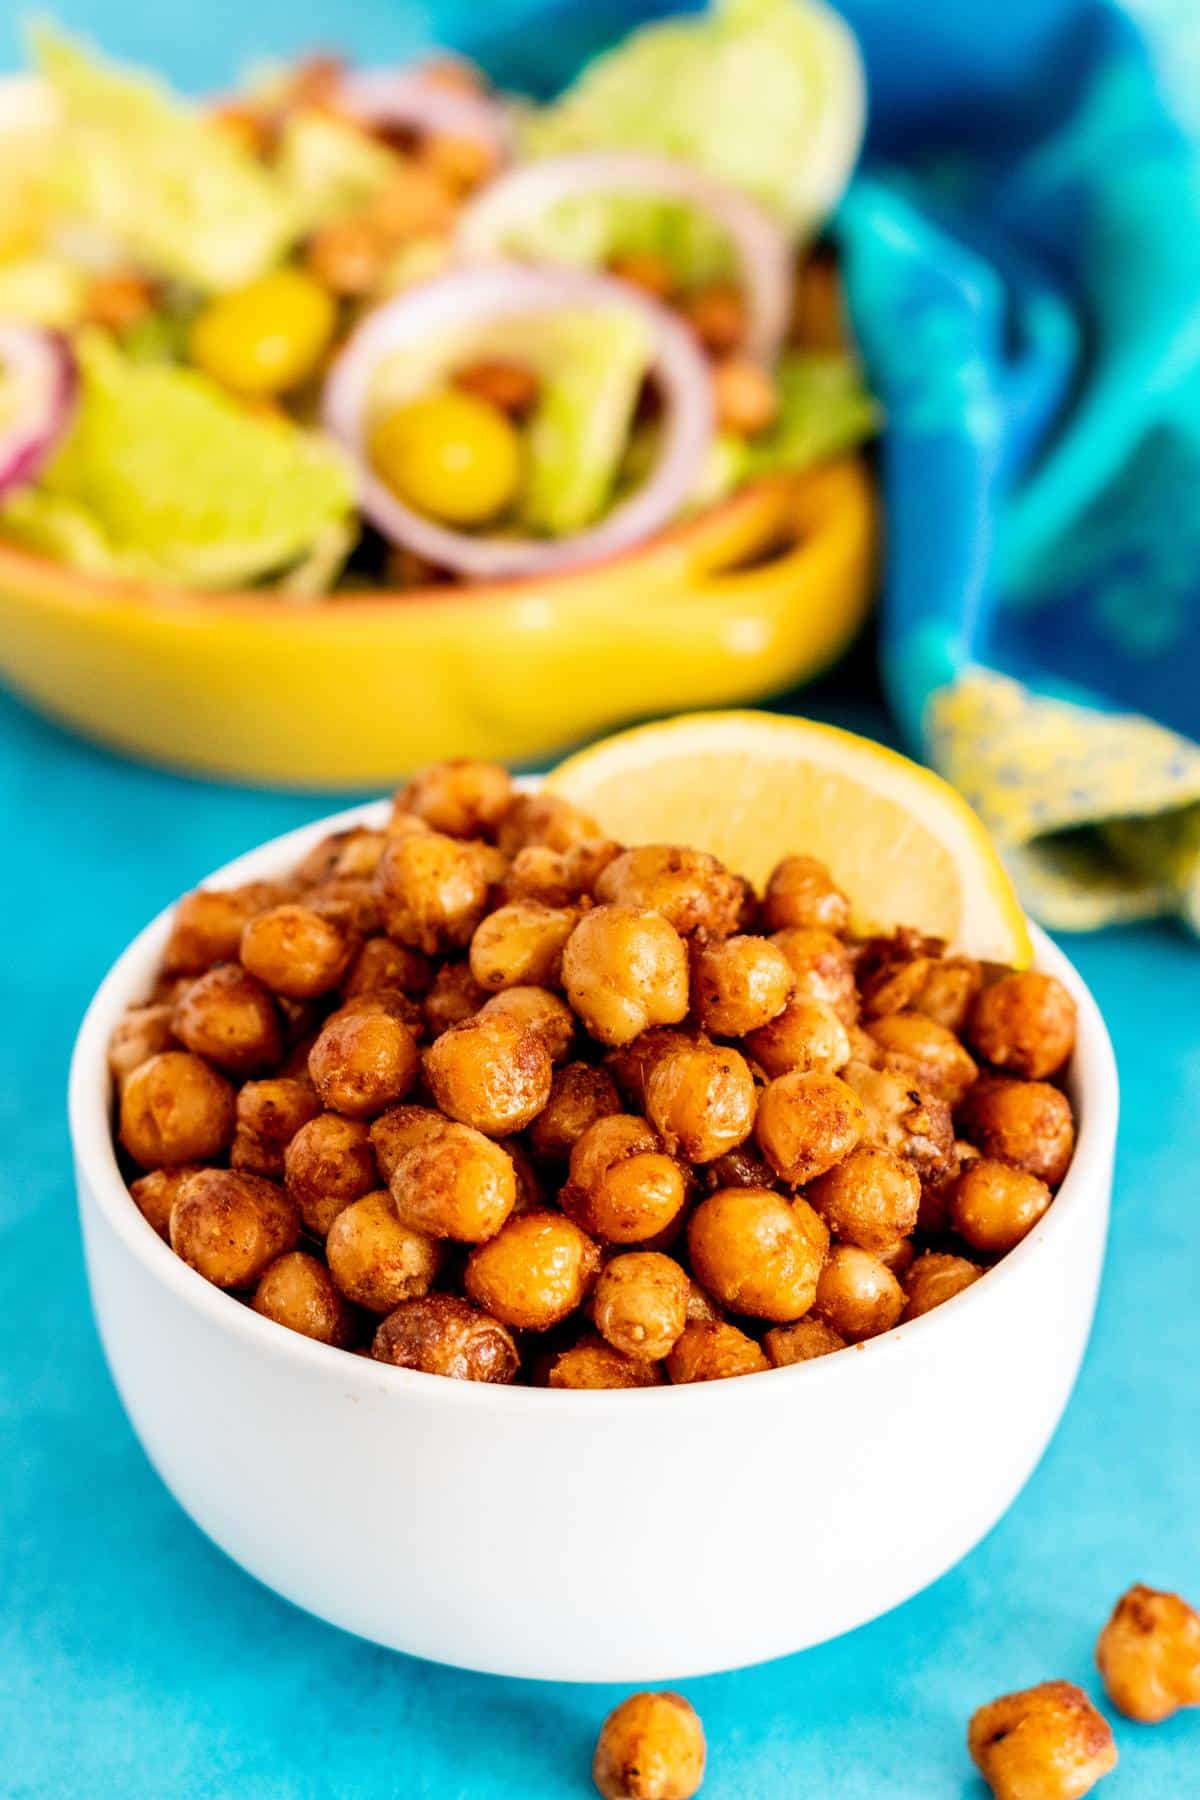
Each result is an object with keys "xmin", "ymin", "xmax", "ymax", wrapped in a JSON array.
[{"xmin": 68, "ymin": 800, "xmax": 1118, "ymax": 1683}]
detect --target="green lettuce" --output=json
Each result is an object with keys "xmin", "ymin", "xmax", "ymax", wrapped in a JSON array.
[
  {"xmin": 524, "ymin": 0, "xmax": 865, "ymax": 242},
  {"xmin": 0, "ymin": 332, "xmax": 355, "ymax": 588},
  {"xmin": 694, "ymin": 349, "xmax": 879, "ymax": 505},
  {"xmin": 273, "ymin": 109, "xmax": 403, "ymax": 235},
  {"xmin": 31, "ymin": 23, "xmax": 297, "ymax": 291}
]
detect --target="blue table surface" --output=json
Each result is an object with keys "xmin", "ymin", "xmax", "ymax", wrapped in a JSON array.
[{"xmin": 2, "ymin": 6, "xmax": 1200, "ymax": 1794}]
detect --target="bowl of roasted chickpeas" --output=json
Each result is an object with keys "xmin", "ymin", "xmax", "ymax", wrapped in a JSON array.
[{"xmin": 69, "ymin": 760, "xmax": 1117, "ymax": 1681}]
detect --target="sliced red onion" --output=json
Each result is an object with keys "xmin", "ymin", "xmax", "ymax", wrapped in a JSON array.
[
  {"xmin": 0, "ymin": 326, "xmax": 76, "ymax": 498},
  {"xmin": 321, "ymin": 264, "xmax": 713, "ymax": 581},
  {"xmin": 335, "ymin": 67, "xmax": 512, "ymax": 160},
  {"xmin": 456, "ymin": 151, "xmax": 792, "ymax": 364}
]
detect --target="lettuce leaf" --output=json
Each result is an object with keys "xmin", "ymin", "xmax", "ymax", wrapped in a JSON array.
[
  {"xmin": 31, "ymin": 23, "xmax": 297, "ymax": 291},
  {"xmin": 273, "ymin": 109, "xmax": 403, "ymax": 235},
  {"xmin": 689, "ymin": 349, "xmax": 879, "ymax": 505},
  {"xmin": 0, "ymin": 332, "xmax": 355, "ymax": 588},
  {"xmin": 524, "ymin": 0, "xmax": 865, "ymax": 242}
]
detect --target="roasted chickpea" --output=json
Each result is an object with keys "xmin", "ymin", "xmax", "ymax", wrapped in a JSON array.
[
  {"xmin": 109, "ymin": 1003, "xmax": 176, "ymax": 1090},
  {"xmin": 683, "ymin": 280, "xmax": 746, "ymax": 354},
  {"xmin": 702, "ymin": 1142, "xmax": 778, "ymax": 1191},
  {"xmin": 811, "ymin": 1245, "xmax": 904, "ymax": 1341},
  {"xmin": 666, "ymin": 1319, "xmax": 769, "ymax": 1383},
  {"xmin": 372, "ymin": 1294, "xmax": 518, "ymax": 1383},
  {"xmin": 968, "ymin": 1681, "xmax": 1117, "ymax": 1800},
  {"xmin": 231, "ymin": 1076, "xmax": 321, "ymax": 1177},
  {"xmin": 771, "ymin": 926, "xmax": 858, "ymax": 1023},
  {"xmin": 595, "ymin": 844, "xmax": 746, "ymax": 939},
  {"xmin": 807, "ymin": 1145, "xmax": 920, "ymax": 1253},
  {"xmin": 343, "ymin": 935, "xmax": 432, "ymax": 999},
  {"xmin": 547, "ymin": 1337, "xmax": 663, "ymax": 1389},
  {"xmin": 477, "ymin": 985, "xmax": 575, "ymax": 1063},
  {"xmin": 911, "ymin": 955, "xmax": 982, "ymax": 1033},
  {"xmin": 591, "ymin": 1253, "xmax": 691, "ymax": 1361},
  {"xmin": 119, "ymin": 1051, "xmax": 236, "ymax": 1168},
  {"xmin": 562, "ymin": 905, "xmax": 690, "ymax": 1047},
  {"xmin": 284, "ymin": 1112, "xmax": 378, "ymax": 1236},
  {"xmin": 162, "ymin": 881, "xmax": 286, "ymax": 976},
  {"xmin": 755, "ymin": 1070, "xmax": 865, "ymax": 1186},
  {"xmin": 685, "ymin": 1279, "xmax": 723, "ymax": 1323},
  {"xmin": 763, "ymin": 854, "xmax": 850, "ymax": 934},
  {"xmin": 129, "ymin": 1164, "xmax": 202, "ymax": 1238},
  {"xmin": 307, "ymin": 877, "xmax": 384, "ymax": 936},
  {"xmin": 464, "ymin": 1210, "xmax": 599, "ymax": 1329},
  {"xmin": 528, "ymin": 1061, "xmax": 622, "ymax": 1161},
  {"xmin": 505, "ymin": 1139, "xmax": 545, "ymax": 1213},
  {"xmin": 395, "ymin": 759, "xmax": 513, "ymax": 839},
  {"xmin": 388, "ymin": 1120, "xmax": 516, "ymax": 1241},
  {"xmin": 877, "ymin": 1235, "xmax": 916, "ymax": 1279},
  {"xmin": 918, "ymin": 1138, "xmax": 980, "ymax": 1235},
  {"xmin": 170, "ymin": 963, "xmax": 283, "ymax": 1075},
  {"xmin": 606, "ymin": 1029, "xmax": 704, "ymax": 1110},
  {"xmin": 423, "ymin": 960, "xmax": 487, "ymax": 1035},
  {"xmin": 900, "ymin": 1251, "xmax": 982, "ymax": 1321},
  {"xmin": 377, "ymin": 831, "xmax": 499, "ymax": 954},
  {"xmin": 502, "ymin": 837, "xmax": 621, "ymax": 906},
  {"xmin": 644, "ymin": 1040, "xmax": 757, "ymax": 1164},
  {"xmin": 764, "ymin": 1317, "xmax": 847, "ymax": 1366},
  {"xmin": 423, "ymin": 1011, "xmax": 552, "ymax": 1136},
  {"xmin": 562, "ymin": 1115, "xmax": 688, "ymax": 1246},
  {"xmin": 969, "ymin": 971, "xmax": 1077, "ymax": 1080},
  {"xmin": 866, "ymin": 1012, "xmax": 978, "ymax": 1105},
  {"xmin": 950, "ymin": 1157, "xmax": 1052, "ymax": 1253},
  {"xmin": 294, "ymin": 826, "xmax": 386, "ymax": 888},
  {"xmin": 306, "ymin": 1003, "xmax": 419, "ymax": 1119},
  {"xmin": 842, "ymin": 1059, "xmax": 956, "ymax": 1182},
  {"xmin": 253, "ymin": 1250, "xmax": 355, "ymax": 1345},
  {"xmin": 468, "ymin": 899, "xmax": 577, "ymax": 991},
  {"xmin": 593, "ymin": 1691, "xmax": 706, "ymax": 1800},
  {"xmin": 689, "ymin": 1187, "xmax": 828, "ymax": 1321},
  {"xmin": 958, "ymin": 1076, "xmax": 1075, "ymax": 1187},
  {"xmin": 369, "ymin": 1103, "xmax": 446, "ymax": 1183},
  {"xmin": 240, "ymin": 903, "xmax": 357, "ymax": 999},
  {"xmin": 744, "ymin": 995, "xmax": 851, "ymax": 1079},
  {"xmin": 497, "ymin": 792, "xmax": 602, "ymax": 856},
  {"xmin": 1096, "ymin": 1584, "xmax": 1200, "ymax": 1723},
  {"xmin": 691, "ymin": 934, "xmax": 794, "ymax": 1036},
  {"xmin": 170, "ymin": 1168, "xmax": 300, "ymax": 1289},
  {"xmin": 856, "ymin": 930, "xmax": 938, "ymax": 1019},
  {"xmin": 326, "ymin": 1190, "xmax": 440, "ymax": 1312}
]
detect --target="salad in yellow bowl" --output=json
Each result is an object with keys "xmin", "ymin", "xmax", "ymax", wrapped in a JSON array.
[{"xmin": 0, "ymin": 0, "xmax": 878, "ymax": 783}]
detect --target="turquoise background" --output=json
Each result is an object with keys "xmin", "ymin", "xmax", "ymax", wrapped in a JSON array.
[{"xmin": 2, "ymin": 1, "xmax": 1199, "ymax": 1794}]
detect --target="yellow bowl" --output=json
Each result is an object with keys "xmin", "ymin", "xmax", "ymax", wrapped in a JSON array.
[{"xmin": 0, "ymin": 459, "xmax": 875, "ymax": 787}]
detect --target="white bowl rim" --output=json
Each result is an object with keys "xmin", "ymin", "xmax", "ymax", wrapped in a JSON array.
[{"xmin": 68, "ymin": 792, "xmax": 1119, "ymax": 1416}]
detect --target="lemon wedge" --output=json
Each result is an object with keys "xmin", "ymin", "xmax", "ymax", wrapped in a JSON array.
[{"xmin": 547, "ymin": 710, "xmax": 1032, "ymax": 965}]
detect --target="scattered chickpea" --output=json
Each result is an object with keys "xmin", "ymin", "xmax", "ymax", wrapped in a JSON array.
[
  {"xmin": 562, "ymin": 905, "xmax": 690, "ymax": 1047},
  {"xmin": 305, "ymin": 1002, "xmax": 419, "ymax": 1119},
  {"xmin": 369, "ymin": 1103, "xmax": 447, "ymax": 1184},
  {"xmin": 253, "ymin": 1250, "xmax": 355, "ymax": 1346},
  {"xmin": 606, "ymin": 1028, "xmax": 704, "ymax": 1110},
  {"xmin": 764, "ymin": 1317, "xmax": 847, "ymax": 1366},
  {"xmin": 372, "ymin": 1294, "xmax": 518, "ymax": 1383},
  {"xmin": 755, "ymin": 1069, "xmax": 865, "ymax": 1185},
  {"xmin": 465, "ymin": 1210, "xmax": 599, "ymax": 1330},
  {"xmin": 744, "ymin": 995, "xmax": 850, "ymax": 1078},
  {"xmin": 119, "ymin": 1051, "xmax": 236, "ymax": 1168},
  {"xmin": 644, "ymin": 1040, "xmax": 757, "ymax": 1163},
  {"xmin": 811, "ymin": 1245, "xmax": 904, "ymax": 1341},
  {"xmin": 477, "ymin": 986, "xmax": 575, "ymax": 1063},
  {"xmin": 666, "ymin": 1319, "xmax": 770, "ymax": 1383},
  {"xmin": 326, "ymin": 1190, "xmax": 441, "ymax": 1312},
  {"xmin": 528, "ymin": 1061, "xmax": 623, "ymax": 1161},
  {"xmin": 771, "ymin": 927, "xmax": 858, "ymax": 1023},
  {"xmin": 284, "ymin": 1112, "xmax": 378, "ymax": 1236},
  {"xmin": 396, "ymin": 759, "xmax": 513, "ymax": 839},
  {"xmin": 682, "ymin": 281, "xmax": 746, "ymax": 355},
  {"xmin": 129, "ymin": 1164, "xmax": 202, "ymax": 1238},
  {"xmin": 169, "ymin": 1168, "xmax": 300, "ymax": 1289},
  {"xmin": 592, "ymin": 1691, "xmax": 706, "ymax": 1800},
  {"xmin": 691, "ymin": 934, "xmax": 794, "ymax": 1037},
  {"xmin": 763, "ymin": 855, "xmax": 850, "ymax": 934},
  {"xmin": 170, "ymin": 963, "xmax": 283, "ymax": 1075},
  {"xmin": 1096, "ymin": 1584, "xmax": 1200, "ymax": 1723},
  {"xmin": 378, "ymin": 831, "xmax": 501, "ymax": 954},
  {"xmin": 950, "ymin": 1157, "xmax": 1052, "ymax": 1254},
  {"xmin": 469, "ymin": 899, "xmax": 576, "ymax": 990},
  {"xmin": 423, "ymin": 1010, "xmax": 552, "ymax": 1136},
  {"xmin": 231, "ymin": 1076, "xmax": 321, "ymax": 1178},
  {"xmin": 108, "ymin": 1003, "xmax": 176, "ymax": 1090},
  {"xmin": 240, "ymin": 904, "xmax": 357, "ymax": 999},
  {"xmin": 163, "ymin": 882, "xmax": 287, "ymax": 976},
  {"xmin": 712, "ymin": 356, "xmax": 779, "ymax": 436},
  {"xmin": 900, "ymin": 1251, "xmax": 982, "ymax": 1321},
  {"xmin": 595, "ymin": 845, "xmax": 746, "ymax": 939},
  {"xmin": 562, "ymin": 1115, "xmax": 688, "ymax": 1246},
  {"xmin": 591, "ymin": 1253, "xmax": 691, "ymax": 1362},
  {"xmin": 547, "ymin": 1338, "xmax": 663, "ymax": 1390},
  {"xmin": 807, "ymin": 1144, "xmax": 920, "ymax": 1253},
  {"xmin": 958, "ymin": 1077, "xmax": 1076, "ymax": 1188},
  {"xmin": 866, "ymin": 1012, "xmax": 978, "ymax": 1105},
  {"xmin": 968, "ymin": 1680, "xmax": 1116, "ymax": 1800},
  {"xmin": 688, "ymin": 1188, "xmax": 828, "ymax": 1321},
  {"xmin": 388, "ymin": 1120, "xmax": 516, "ymax": 1242},
  {"xmin": 969, "ymin": 971, "xmax": 1077, "ymax": 1080}
]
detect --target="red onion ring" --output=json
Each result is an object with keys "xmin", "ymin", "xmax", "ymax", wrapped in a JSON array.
[
  {"xmin": 321, "ymin": 264, "xmax": 714, "ymax": 581},
  {"xmin": 0, "ymin": 326, "xmax": 76, "ymax": 499},
  {"xmin": 456, "ymin": 150, "xmax": 792, "ymax": 364},
  {"xmin": 335, "ymin": 67, "xmax": 512, "ymax": 160}
]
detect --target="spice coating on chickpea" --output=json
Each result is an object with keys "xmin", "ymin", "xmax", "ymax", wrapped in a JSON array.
[
  {"xmin": 562, "ymin": 904, "xmax": 690, "ymax": 1047},
  {"xmin": 968, "ymin": 1681, "xmax": 1117, "ymax": 1800},
  {"xmin": 232, "ymin": 1076, "xmax": 322, "ymax": 1177},
  {"xmin": 464, "ymin": 1210, "xmax": 599, "ymax": 1330},
  {"xmin": 284, "ymin": 1112, "xmax": 378, "ymax": 1236},
  {"xmin": 644, "ymin": 1040, "xmax": 757, "ymax": 1164},
  {"xmin": 170, "ymin": 1168, "xmax": 300, "ymax": 1289},
  {"xmin": 109, "ymin": 1003, "xmax": 176, "ymax": 1090},
  {"xmin": 744, "ymin": 994, "xmax": 850, "ymax": 1079},
  {"xmin": 958, "ymin": 1077, "xmax": 1076, "ymax": 1188},
  {"xmin": 866, "ymin": 1012, "xmax": 978, "ymax": 1105},
  {"xmin": 950, "ymin": 1157, "xmax": 1051, "ymax": 1254},
  {"xmin": 343, "ymin": 935, "xmax": 432, "ymax": 999},
  {"xmin": 691, "ymin": 933, "xmax": 794, "ymax": 1037},
  {"xmin": 762, "ymin": 854, "xmax": 850, "ymax": 934},
  {"xmin": 592, "ymin": 1691, "xmax": 707, "ymax": 1800},
  {"xmin": 764, "ymin": 1317, "xmax": 847, "ymax": 1366},
  {"xmin": 423, "ymin": 1010, "xmax": 552, "ymax": 1136},
  {"xmin": 377, "ymin": 831, "xmax": 498, "ymax": 954},
  {"xmin": 528, "ymin": 1061, "xmax": 622, "ymax": 1161},
  {"xmin": 807, "ymin": 1145, "xmax": 920, "ymax": 1253},
  {"xmin": 129, "ymin": 1164, "xmax": 202, "ymax": 1238},
  {"xmin": 901, "ymin": 1251, "xmax": 982, "ymax": 1321},
  {"xmin": 423, "ymin": 960, "xmax": 487, "ymax": 1035},
  {"xmin": 547, "ymin": 1338, "xmax": 663, "ymax": 1389},
  {"xmin": 469, "ymin": 899, "xmax": 576, "ymax": 991},
  {"xmin": 240, "ymin": 904, "xmax": 357, "ymax": 999},
  {"xmin": 591, "ymin": 1253, "xmax": 691, "ymax": 1361},
  {"xmin": 562, "ymin": 1115, "xmax": 688, "ymax": 1245},
  {"xmin": 477, "ymin": 985, "xmax": 575, "ymax": 1063},
  {"xmin": 842, "ymin": 1059, "xmax": 956, "ymax": 1182},
  {"xmin": 119, "ymin": 1051, "xmax": 236, "ymax": 1168},
  {"xmin": 969, "ymin": 971, "xmax": 1077, "ymax": 1080},
  {"xmin": 911, "ymin": 955, "xmax": 981, "ymax": 1033},
  {"xmin": 771, "ymin": 927, "xmax": 858, "ymax": 1023},
  {"xmin": 811, "ymin": 1245, "xmax": 904, "ymax": 1341},
  {"xmin": 755, "ymin": 1069, "xmax": 865, "ymax": 1186},
  {"xmin": 689, "ymin": 1188, "xmax": 828, "ymax": 1321},
  {"xmin": 595, "ymin": 844, "xmax": 746, "ymax": 939},
  {"xmin": 396, "ymin": 758, "xmax": 513, "ymax": 839},
  {"xmin": 1096, "ymin": 1584, "xmax": 1200, "ymax": 1723},
  {"xmin": 306, "ymin": 1004, "xmax": 419, "ymax": 1119},
  {"xmin": 326, "ymin": 1190, "xmax": 441, "ymax": 1313},
  {"xmin": 372, "ymin": 1294, "xmax": 518, "ymax": 1382},
  {"xmin": 162, "ymin": 882, "xmax": 286, "ymax": 976},
  {"xmin": 497, "ymin": 791, "xmax": 601, "ymax": 856},
  {"xmin": 388, "ymin": 1120, "xmax": 516, "ymax": 1241},
  {"xmin": 666, "ymin": 1319, "xmax": 770, "ymax": 1383},
  {"xmin": 253, "ymin": 1250, "xmax": 355, "ymax": 1346}
]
